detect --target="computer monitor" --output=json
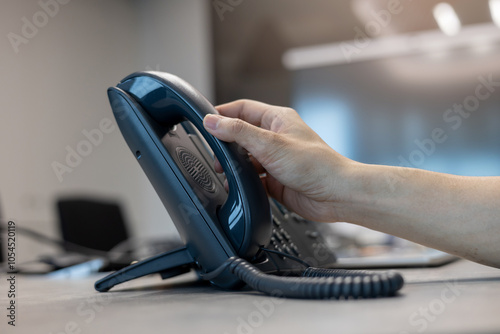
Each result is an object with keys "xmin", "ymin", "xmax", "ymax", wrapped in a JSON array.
[{"xmin": 56, "ymin": 197, "xmax": 129, "ymax": 252}]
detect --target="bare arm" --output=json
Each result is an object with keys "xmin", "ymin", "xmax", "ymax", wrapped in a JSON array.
[
  {"xmin": 345, "ymin": 164, "xmax": 500, "ymax": 267},
  {"xmin": 203, "ymin": 99, "xmax": 500, "ymax": 268}
]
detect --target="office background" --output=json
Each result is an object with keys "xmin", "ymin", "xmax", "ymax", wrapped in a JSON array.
[
  {"xmin": 0, "ymin": 1, "xmax": 213, "ymax": 263},
  {"xmin": 1, "ymin": 0, "xmax": 500, "ymax": 263}
]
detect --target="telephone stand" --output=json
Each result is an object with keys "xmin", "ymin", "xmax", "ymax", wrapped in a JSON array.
[{"xmin": 95, "ymin": 246, "xmax": 195, "ymax": 292}]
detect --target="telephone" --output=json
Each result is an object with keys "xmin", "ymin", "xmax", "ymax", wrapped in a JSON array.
[{"xmin": 95, "ymin": 71, "xmax": 403, "ymax": 299}]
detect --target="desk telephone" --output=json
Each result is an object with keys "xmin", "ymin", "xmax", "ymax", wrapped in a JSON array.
[{"xmin": 95, "ymin": 71, "xmax": 403, "ymax": 299}]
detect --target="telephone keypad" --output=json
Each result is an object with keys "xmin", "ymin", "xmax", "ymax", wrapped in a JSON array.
[
  {"xmin": 257, "ymin": 200, "xmax": 337, "ymax": 274},
  {"xmin": 271, "ymin": 218, "xmax": 301, "ymax": 258}
]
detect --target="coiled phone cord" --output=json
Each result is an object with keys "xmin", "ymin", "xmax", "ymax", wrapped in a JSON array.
[
  {"xmin": 202, "ymin": 257, "xmax": 404, "ymax": 299},
  {"xmin": 301, "ymin": 267, "xmax": 404, "ymax": 298}
]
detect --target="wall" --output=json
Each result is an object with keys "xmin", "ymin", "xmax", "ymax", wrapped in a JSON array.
[{"xmin": 0, "ymin": 0, "xmax": 212, "ymax": 262}]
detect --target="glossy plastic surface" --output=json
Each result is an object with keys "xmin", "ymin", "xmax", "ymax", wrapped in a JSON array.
[{"xmin": 107, "ymin": 72, "xmax": 271, "ymax": 285}]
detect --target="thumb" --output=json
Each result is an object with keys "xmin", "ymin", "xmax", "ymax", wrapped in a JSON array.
[{"xmin": 203, "ymin": 114, "xmax": 270, "ymax": 158}]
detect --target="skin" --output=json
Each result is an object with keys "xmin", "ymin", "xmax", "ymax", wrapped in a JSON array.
[{"xmin": 203, "ymin": 100, "xmax": 500, "ymax": 268}]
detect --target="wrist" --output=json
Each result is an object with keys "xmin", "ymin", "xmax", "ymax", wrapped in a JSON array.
[{"xmin": 331, "ymin": 162, "xmax": 404, "ymax": 226}]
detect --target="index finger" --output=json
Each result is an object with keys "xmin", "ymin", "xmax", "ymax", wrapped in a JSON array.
[{"xmin": 215, "ymin": 99, "xmax": 279, "ymax": 129}]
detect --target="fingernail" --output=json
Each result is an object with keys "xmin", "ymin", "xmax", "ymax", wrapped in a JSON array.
[{"xmin": 204, "ymin": 114, "xmax": 221, "ymax": 130}]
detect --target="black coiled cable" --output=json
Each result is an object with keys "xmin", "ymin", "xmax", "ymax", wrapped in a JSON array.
[
  {"xmin": 204, "ymin": 257, "xmax": 404, "ymax": 299},
  {"xmin": 302, "ymin": 267, "xmax": 404, "ymax": 298}
]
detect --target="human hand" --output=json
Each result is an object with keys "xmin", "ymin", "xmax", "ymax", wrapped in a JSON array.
[
  {"xmin": 202, "ymin": 99, "xmax": 500, "ymax": 268},
  {"xmin": 203, "ymin": 99, "xmax": 357, "ymax": 222}
]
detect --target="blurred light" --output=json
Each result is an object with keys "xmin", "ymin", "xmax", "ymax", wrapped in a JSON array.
[
  {"xmin": 433, "ymin": 3, "xmax": 461, "ymax": 36},
  {"xmin": 283, "ymin": 23, "xmax": 500, "ymax": 70},
  {"xmin": 490, "ymin": 0, "xmax": 500, "ymax": 27}
]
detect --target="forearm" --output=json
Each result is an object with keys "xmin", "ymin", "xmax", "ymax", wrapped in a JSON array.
[{"xmin": 340, "ymin": 162, "xmax": 500, "ymax": 267}]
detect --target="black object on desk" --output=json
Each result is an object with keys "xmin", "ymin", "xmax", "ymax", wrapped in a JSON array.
[
  {"xmin": 57, "ymin": 198, "xmax": 129, "ymax": 253},
  {"xmin": 57, "ymin": 197, "xmax": 131, "ymax": 270}
]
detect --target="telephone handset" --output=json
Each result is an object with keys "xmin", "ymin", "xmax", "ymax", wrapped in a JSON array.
[{"xmin": 95, "ymin": 71, "xmax": 403, "ymax": 298}]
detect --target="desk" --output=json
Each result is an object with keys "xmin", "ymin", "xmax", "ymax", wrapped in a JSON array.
[{"xmin": 1, "ymin": 259, "xmax": 500, "ymax": 334}]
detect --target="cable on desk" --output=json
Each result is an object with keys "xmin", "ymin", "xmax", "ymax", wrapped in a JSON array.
[
  {"xmin": 259, "ymin": 246, "xmax": 311, "ymax": 268},
  {"xmin": 0, "ymin": 220, "xmax": 133, "ymax": 268},
  {"xmin": 302, "ymin": 267, "xmax": 404, "ymax": 298},
  {"xmin": 201, "ymin": 256, "xmax": 404, "ymax": 299}
]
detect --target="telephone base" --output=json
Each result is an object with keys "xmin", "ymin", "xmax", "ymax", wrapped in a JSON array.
[{"xmin": 95, "ymin": 246, "xmax": 194, "ymax": 292}]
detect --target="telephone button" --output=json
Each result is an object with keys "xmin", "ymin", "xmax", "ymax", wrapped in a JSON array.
[
  {"xmin": 273, "ymin": 230, "xmax": 285, "ymax": 243},
  {"xmin": 280, "ymin": 229, "xmax": 291, "ymax": 241},
  {"xmin": 305, "ymin": 230, "xmax": 319, "ymax": 239},
  {"xmin": 290, "ymin": 243, "xmax": 300, "ymax": 256},
  {"xmin": 283, "ymin": 245, "xmax": 293, "ymax": 255}
]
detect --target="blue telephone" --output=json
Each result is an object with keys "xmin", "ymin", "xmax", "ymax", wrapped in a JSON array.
[{"xmin": 95, "ymin": 71, "xmax": 403, "ymax": 298}]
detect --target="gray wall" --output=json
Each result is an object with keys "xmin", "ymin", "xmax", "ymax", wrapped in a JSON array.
[{"xmin": 0, "ymin": 0, "xmax": 212, "ymax": 262}]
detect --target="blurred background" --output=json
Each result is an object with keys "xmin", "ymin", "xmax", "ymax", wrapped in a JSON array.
[{"xmin": 1, "ymin": 0, "xmax": 499, "ymax": 265}]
